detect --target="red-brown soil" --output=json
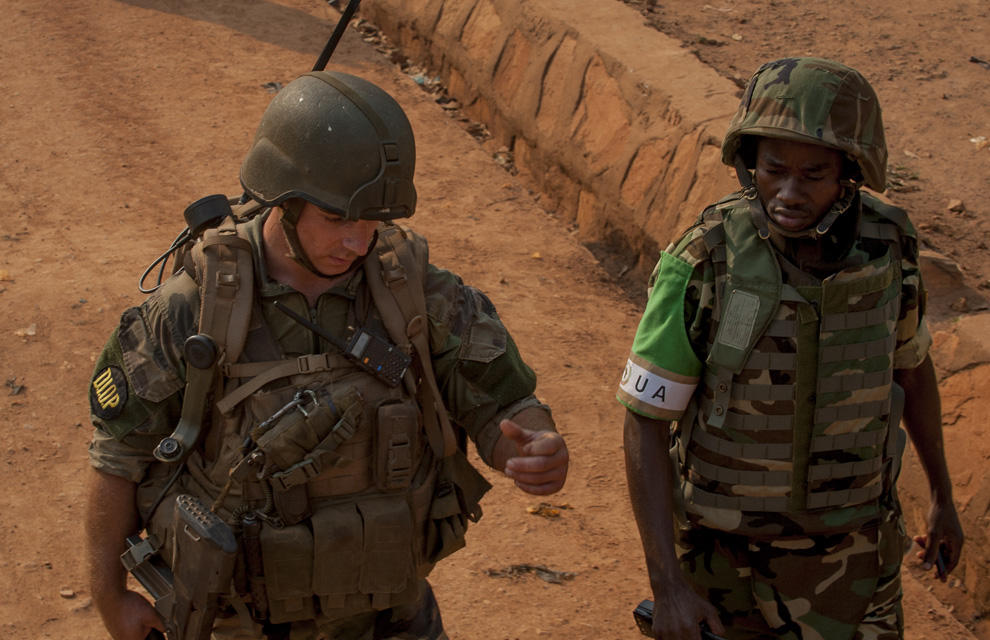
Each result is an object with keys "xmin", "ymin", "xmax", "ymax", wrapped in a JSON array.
[{"xmin": 0, "ymin": 1, "xmax": 987, "ymax": 639}]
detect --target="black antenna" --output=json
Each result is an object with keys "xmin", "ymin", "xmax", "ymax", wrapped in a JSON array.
[{"xmin": 313, "ymin": 0, "xmax": 362, "ymax": 72}]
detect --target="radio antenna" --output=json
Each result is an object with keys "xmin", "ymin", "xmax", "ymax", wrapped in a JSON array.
[{"xmin": 313, "ymin": 0, "xmax": 362, "ymax": 71}]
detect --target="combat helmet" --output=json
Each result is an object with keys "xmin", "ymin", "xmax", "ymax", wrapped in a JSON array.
[
  {"xmin": 240, "ymin": 71, "xmax": 417, "ymax": 275},
  {"xmin": 721, "ymin": 57, "xmax": 887, "ymax": 238}
]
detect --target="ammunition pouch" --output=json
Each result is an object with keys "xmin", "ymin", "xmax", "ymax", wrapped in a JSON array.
[{"xmin": 257, "ymin": 493, "xmax": 419, "ymax": 624}]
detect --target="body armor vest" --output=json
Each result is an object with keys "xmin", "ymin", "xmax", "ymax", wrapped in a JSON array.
[
  {"xmin": 140, "ymin": 211, "xmax": 489, "ymax": 624},
  {"xmin": 675, "ymin": 193, "xmax": 909, "ymax": 538}
]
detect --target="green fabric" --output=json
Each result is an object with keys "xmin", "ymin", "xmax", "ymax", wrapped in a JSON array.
[
  {"xmin": 616, "ymin": 251, "xmax": 703, "ymax": 421},
  {"xmin": 631, "ymin": 252, "xmax": 702, "ymax": 378}
]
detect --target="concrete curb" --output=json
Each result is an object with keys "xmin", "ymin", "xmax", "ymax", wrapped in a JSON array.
[{"xmin": 362, "ymin": 0, "xmax": 741, "ymax": 277}]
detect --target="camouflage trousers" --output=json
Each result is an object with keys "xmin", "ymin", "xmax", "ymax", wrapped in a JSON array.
[
  {"xmin": 212, "ymin": 581, "xmax": 448, "ymax": 640},
  {"xmin": 676, "ymin": 512, "xmax": 909, "ymax": 640}
]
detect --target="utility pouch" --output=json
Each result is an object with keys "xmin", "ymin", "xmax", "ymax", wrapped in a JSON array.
[
  {"xmin": 426, "ymin": 452, "xmax": 491, "ymax": 564},
  {"xmin": 312, "ymin": 495, "xmax": 416, "ymax": 612},
  {"xmin": 271, "ymin": 483, "xmax": 310, "ymax": 527},
  {"xmin": 259, "ymin": 523, "xmax": 316, "ymax": 624},
  {"xmin": 426, "ymin": 477, "xmax": 467, "ymax": 564},
  {"xmin": 250, "ymin": 387, "xmax": 363, "ymax": 525},
  {"xmin": 253, "ymin": 388, "xmax": 359, "ymax": 470},
  {"xmin": 376, "ymin": 401, "xmax": 419, "ymax": 491}
]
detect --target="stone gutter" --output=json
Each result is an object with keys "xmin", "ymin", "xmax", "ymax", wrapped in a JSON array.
[{"xmin": 361, "ymin": 0, "xmax": 741, "ymax": 279}]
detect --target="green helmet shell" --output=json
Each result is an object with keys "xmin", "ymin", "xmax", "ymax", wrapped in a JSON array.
[
  {"xmin": 240, "ymin": 71, "xmax": 416, "ymax": 220},
  {"xmin": 721, "ymin": 57, "xmax": 887, "ymax": 192}
]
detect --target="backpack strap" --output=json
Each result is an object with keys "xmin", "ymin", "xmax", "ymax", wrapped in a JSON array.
[
  {"xmin": 364, "ymin": 224, "xmax": 458, "ymax": 460},
  {"xmin": 192, "ymin": 215, "xmax": 255, "ymax": 364}
]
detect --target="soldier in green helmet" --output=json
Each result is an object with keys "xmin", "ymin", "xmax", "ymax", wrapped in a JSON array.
[
  {"xmin": 85, "ymin": 71, "xmax": 569, "ymax": 640},
  {"xmin": 618, "ymin": 58, "xmax": 963, "ymax": 639}
]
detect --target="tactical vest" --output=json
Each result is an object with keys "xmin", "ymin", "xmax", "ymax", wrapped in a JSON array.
[
  {"xmin": 141, "ymin": 207, "xmax": 489, "ymax": 624},
  {"xmin": 674, "ymin": 192, "xmax": 909, "ymax": 538}
]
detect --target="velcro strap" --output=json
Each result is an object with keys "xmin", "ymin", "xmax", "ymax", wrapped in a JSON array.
[
  {"xmin": 270, "ymin": 459, "xmax": 323, "ymax": 492},
  {"xmin": 216, "ymin": 354, "xmax": 334, "ymax": 414}
]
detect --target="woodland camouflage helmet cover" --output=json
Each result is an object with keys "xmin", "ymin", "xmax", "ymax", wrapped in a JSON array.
[
  {"xmin": 721, "ymin": 57, "xmax": 888, "ymax": 192},
  {"xmin": 240, "ymin": 71, "xmax": 417, "ymax": 220}
]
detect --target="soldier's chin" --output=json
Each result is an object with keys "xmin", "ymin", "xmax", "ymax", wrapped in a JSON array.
[
  {"xmin": 318, "ymin": 255, "xmax": 355, "ymax": 274},
  {"xmin": 770, "ymin": 211, "xmax": 815, "ymax": 232}
]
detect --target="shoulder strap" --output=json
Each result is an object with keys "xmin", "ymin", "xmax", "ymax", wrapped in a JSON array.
[
  {"xmin": 365, "ymin": 225, "xmax": 458, "ymax": 459},
  {"xmin": 191, "ymin": 216, "xmax": 255, "ymax": 364}
]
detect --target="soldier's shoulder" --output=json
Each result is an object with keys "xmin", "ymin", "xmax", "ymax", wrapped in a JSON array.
[
  {"xmin": 666, "ymin": 193, "xmax": 748, "ymax": 266},
  {"xmin": 860, "ymin": 189, "xmax": 917, "ymax": 238}
]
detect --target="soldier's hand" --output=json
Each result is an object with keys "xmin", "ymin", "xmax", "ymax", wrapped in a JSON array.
[
  {"xmin": 499, "ymin": 418, "xmax": 568, "ymax": 495},
  {"xmin": 101, "ymin": 589, "xmax": 165, "ymax": 640},
  {"xmin": 914, "ymin": 497, "xmax": 964, "ymax": 581},
  {"xmin": 652, "ymin": 575, "xmax": 725, "ymax": 640}
]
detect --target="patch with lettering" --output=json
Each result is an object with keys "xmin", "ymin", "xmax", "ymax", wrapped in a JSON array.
[
  {"xmin": 90, "ymin": 365, "xmax": 128, "ymax": 420},
  {"xmin": 717, "ymin": 289, "xmax": 760, "ymax": 351},
  {"xmin": 617, "ymin": 357, "xmax": 697, "ymax": 419}
]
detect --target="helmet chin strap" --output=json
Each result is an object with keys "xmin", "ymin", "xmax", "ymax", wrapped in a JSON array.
[
  {"xmin": 733, "ymin": 154, "xmax": 858, "ymax": 241},
  {"xmin": 278, "ymin": 200, "xmax": 375, "ymax": 279}
]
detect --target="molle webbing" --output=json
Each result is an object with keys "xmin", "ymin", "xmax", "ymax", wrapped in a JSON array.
[
  {"xmin": 688, "ymin": 485, "xmax": 789, "ymax": 512},
  {"xmin": 681, "ymin": 200, "xmax": 905, "ymax": 523},
  {"xmin": 686, "ymin": 452, "xmax": 790, "ymax": 486},
  {"xmin": 365, "ymin": 225, "xmax": 457, "ymax": 460},
  {"xmin": 821, "ymin": 334, "xmax": 896, "ymax": 363},
  {"xmin": 704, "ymin": 370, "xmax": 794, "ymax": 402},
  {"xmin": 691, "ymin": 426, "xmax": 792, "ymax": 459},
  {"xmin": 814, "ymin": 399, "xmax": 891, "ymax": 424},
  {"xmin": 194, "ymin": 216, "xmax": 254, "ymax": 364},
  {"xmin": 699, "ymin": 395, "xmax": 793, "ymax": 430},
  {"xmin": 216, "ymin": 354, "xmax": 342, "ymax": 415}
]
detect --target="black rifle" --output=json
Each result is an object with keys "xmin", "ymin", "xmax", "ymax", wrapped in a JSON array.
[{"xmin": 633, "ymin": 599, "xmax": 727, "ymax": 640}]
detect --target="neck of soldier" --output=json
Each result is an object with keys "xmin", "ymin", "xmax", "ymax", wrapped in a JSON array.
[
  {"xmin": 767, "ymin": 194, "xmax": 861, "ymax": 279},
  {"xmin": 262, "ymin": 212, "xmax": 351, "ymax": 307}
]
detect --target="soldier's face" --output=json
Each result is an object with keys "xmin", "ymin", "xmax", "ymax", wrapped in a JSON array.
[
  {"xmin": 754, "ymin": 138, "xmax": 844, "ymax": 232},
  {"xmin": 295, "ymin": 201, "xmax": 379, "ymax": 275}
]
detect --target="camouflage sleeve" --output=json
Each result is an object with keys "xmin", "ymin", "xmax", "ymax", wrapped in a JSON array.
[
  {"xmin": 87, "ymin": 272, "xmax": 198, "ymax": 481},
  {"xmin": 892, "ymin": 216, "xmax": 932, "ymax": 370},
  {"xmin": 616, "ymin": 228, "xmax": 714, "ymax": 420},
  {"xmin": 423, "ymin": 264, "xmax": 541, "ymax": 467}
]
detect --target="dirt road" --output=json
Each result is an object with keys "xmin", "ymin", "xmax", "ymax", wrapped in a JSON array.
[{"xmin": 0, "ymin": 1, "xmax": 984, "ymax": 638}]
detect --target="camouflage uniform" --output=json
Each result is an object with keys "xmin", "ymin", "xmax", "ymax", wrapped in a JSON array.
[
  {"xmin": 617, "ymin": 58, "xmax": 927, "ymax": 639},
  {"xmin": 89, "ymin": 212, "xmax": 543, "ymax": 640}
]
